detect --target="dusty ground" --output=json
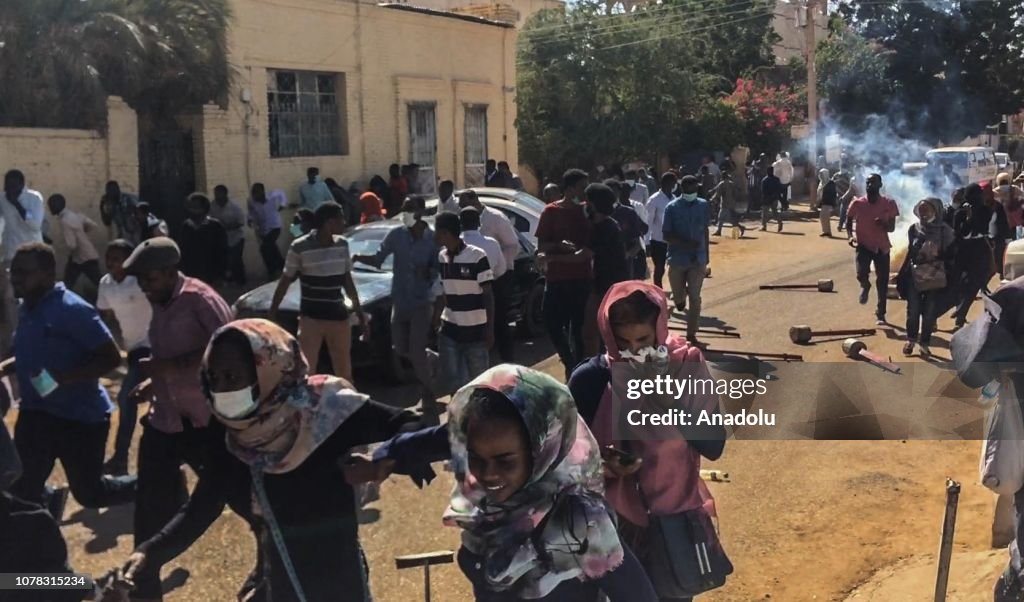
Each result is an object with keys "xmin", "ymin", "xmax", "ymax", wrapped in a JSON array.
[{"xmin": 6, "ymin": 201, "xmax": 1010, "ymax": 601}]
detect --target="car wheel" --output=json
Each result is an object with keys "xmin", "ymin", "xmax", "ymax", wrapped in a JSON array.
[{"xmin": 520, "ymin": 281, "xmax": 545, "ymax": 338}]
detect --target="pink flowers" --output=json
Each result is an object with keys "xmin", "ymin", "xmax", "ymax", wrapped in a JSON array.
[{"xmin": 726, "ymin": 78, "xmax": 805, "ymax": 141}]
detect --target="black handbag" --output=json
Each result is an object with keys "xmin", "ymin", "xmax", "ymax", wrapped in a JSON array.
[{"xmin": 634, "ymin": 478, "xmax": 733, "ymax": 597}]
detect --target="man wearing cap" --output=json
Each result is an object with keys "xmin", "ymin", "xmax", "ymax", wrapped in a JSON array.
[
  {"xmin": 1, "ymin": 242, "xmax": 135, "ymax": 522},
  {"xmin": 122, "ymin": 236, "xmax": 233, "ymax": 600}
]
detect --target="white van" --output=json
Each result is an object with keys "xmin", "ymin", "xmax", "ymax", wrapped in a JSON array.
[{"xmin": 925, "ymin": 146, "xmax": 998, "ymax": 185}]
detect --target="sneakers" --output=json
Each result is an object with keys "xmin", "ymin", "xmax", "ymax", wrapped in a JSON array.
[
  {"xmin": 47, "ymin": 486, "xmax": 69, "ymax": 522},
  {"xmin": 777, "ymin": 223, "xmax": 783, "ymax": 232},
  {"xmin": 876, "ymin": 316, "xmax": 886, "ymax": 326},
  {"xmin": 902, "ymin": 342, "xmax": 915, "ymax": 356},
  {"xmin": 761, "ymin": 226, "xmax": 768, "ymax": 231},
  {"xmin": 859, "ymin": 287, "xmax": 870, "ymax": 305},
  {"xmin": 713, "ymin": 231, "xmax": 722, "ymax": 237},
  {"xmin": 919, "ymin": 343, "xmax": 931, "ymax": 357}
]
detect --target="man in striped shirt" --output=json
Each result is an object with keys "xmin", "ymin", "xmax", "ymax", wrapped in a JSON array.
[
  {"xmin": 432, "ymin": 212, "xmax": 494, "ymax": 395},
  {"xmin": 270, "ymin": 202, "xmax": 367, "ymax": 382}
]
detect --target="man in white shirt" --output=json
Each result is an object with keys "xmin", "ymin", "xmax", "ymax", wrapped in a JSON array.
[
  {"xmin": 458, "ymin": 190, "xmax": 519, "ymax": 269},
  {"xmin": 1, "ymin": 170, "xmax": 44, "ymax": 354},
  {"xmin": 438, "ymin": 180, "xmax": 459, "ymax": 214},
  {"xmin": 626, "ymin": 170, "xmax": 650, "ymax": 207},
  {"xmin": 773, "ymin": 152, "xmax": 794, "ymax": 209},
  {"xmin": 457, "ymin": 202, "xmax": 517, "ymax": 362},
  {"xmin": 646, "ymin": 172, "xmax": 676, "ymax": 290},
  {"xmin": 210, "ymin": 184, "xmax": 248, "ymax": 285},
  {"xmin": 46, "ymin": 194, "xmax": 101, "ymax": 298},
  {"xmin": 96, "ymin": 239, "xmax": 153, "ymax": 475}
]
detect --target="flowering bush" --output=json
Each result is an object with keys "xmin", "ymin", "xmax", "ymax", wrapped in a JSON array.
[{"xmin": 726, "ymin": 78, "xmax": 805, "ymax": 156}]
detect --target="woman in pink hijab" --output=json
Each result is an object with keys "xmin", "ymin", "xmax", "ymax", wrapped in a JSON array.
[{"xmin": 568, "ymin": 280, "xmax": 728, "ymax": 601}]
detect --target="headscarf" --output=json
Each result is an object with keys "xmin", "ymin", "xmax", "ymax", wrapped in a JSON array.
[
  {"xmin": 201, "ymin": 319, "xmax": 369, "ymax": 473},
  {"xmin": 444, "ymin": 364, "xmax": 624, "ymax": 598},
  {"xmin": 912, "ymin": 198, "xmax": 955, "ymax": 248},
  {"xmin": 592, "ymin": 281, "xmax": 718, "ymax": 527},
  {"xmin": 359, "ymin": 192, "xmax": 385, "ymax": 224}
]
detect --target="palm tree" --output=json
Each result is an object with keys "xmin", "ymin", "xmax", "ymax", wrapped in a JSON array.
[{"xmin": 0, "ymin": 0, "xmax": 231, "ymax": 129}]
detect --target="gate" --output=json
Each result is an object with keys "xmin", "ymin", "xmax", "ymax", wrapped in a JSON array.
[{"xmin": 138, "ymin": 125, "xmax": 196, "ymax": 236}]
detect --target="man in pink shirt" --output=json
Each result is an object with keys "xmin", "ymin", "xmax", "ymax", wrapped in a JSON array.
[{"xmin": 847, "ymin": 173, "xmax": 900, "ymax": 324}]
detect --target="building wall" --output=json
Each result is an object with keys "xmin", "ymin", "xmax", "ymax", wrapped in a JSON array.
[
  {"xmin": 194, "ymin": 0, "xmax": 518, "ymax": 204},
  {"xmin": 0, "ymin": 97, "xmax": 139, "ymax": 267}
]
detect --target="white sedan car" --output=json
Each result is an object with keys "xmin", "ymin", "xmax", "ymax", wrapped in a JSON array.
[{"xmin": 424, "ymin": 188, "xmax": 544, "ymax": 244}]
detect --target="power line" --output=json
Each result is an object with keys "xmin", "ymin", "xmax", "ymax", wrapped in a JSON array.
[
  {"xmin": 523, "ymin": 2, "xmax": 773, "ymax": 48},
  {"xmin": 521, "ymin": 0, "xmax": 771, "ymax": 38},
  {"xmin": 516, "ymin": 6, "xmax": 777, "ymax": 65}
]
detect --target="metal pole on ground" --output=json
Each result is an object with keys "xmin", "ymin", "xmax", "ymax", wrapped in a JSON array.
[{"xmin": 934, "ymin": 478, "xmax": 961, "ymax": 602}]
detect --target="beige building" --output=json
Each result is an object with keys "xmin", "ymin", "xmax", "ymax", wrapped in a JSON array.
[
  {"xmin": 191, "ymin": 0, "xmax": 519, "ymax": 199},
  {"xmin": 395, "ymin": 0, "xmax": 563, "ymax": 28}
]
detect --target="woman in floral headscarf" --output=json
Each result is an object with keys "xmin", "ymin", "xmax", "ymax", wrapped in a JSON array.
[
  {"xmin": 356, "ymin": 365, "xmax": 656, "ymax": 602},
  {"xmin": 116, "ymin": 318, "xmax": 422, "ymax": 602}
]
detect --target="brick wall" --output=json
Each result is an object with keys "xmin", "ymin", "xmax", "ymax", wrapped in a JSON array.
[{"xmin": 0, "ymin": 97, "xmax": 139, "ymax": 269}]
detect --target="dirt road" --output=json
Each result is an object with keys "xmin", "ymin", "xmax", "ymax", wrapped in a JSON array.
[{"xmin": 11, "ymin": 204, "xmax": 1008, "ymax": 601}]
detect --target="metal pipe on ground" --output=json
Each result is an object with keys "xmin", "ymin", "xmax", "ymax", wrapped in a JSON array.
[
  {"xmin": 789, "ymin": 325, "xmax": 876, "ymax": 344},
  {"xmin": 759, "ymin": 279, "xmax": 834, "ymax": 293},
  {"xmin": 934, "ymin": 479, "xmax": 961, "ymax": 602}
]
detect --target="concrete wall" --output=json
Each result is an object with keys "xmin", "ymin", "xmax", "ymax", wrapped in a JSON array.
[
  {"xmin": 195, "ymin": 0, "xmax": 518, "ymax": 202},
  {"xmin": 0, "ymin": 97, "xmax": 139, "ymax": 268}
]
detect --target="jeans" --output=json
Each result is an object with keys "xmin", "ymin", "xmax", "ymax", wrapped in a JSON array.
[
  {"xmin": 542, "ymin": 280, "xmax": 590, "ymax": 378},
  {"xmin": 905, "ymin": 286, "xmax": 938, "ymax": 344},
  {"xmin": 228, "ymin": 240, "xmax": 247, "ymax": 285},
  {"xmin": 715, "ymin": 206, "xmax": 741, "ymax": 234},
  {"xmin": 649, "ymin": 241, "xmax": 668, "ymax": 289},
  {"xmin": 10, "ymin": 409, "xmax": 137, "ymax": 508},
  {"xmin": 838, "ymin": 198, "xmax": 850, "ymax": 231},
  {"xmin": 133, "ymin": 419, "xmax": 216, "ymax": 598},
  {"xmin": 259, "ymin": 229, "xmax": 285, "ymax": 278},
  {"xmin": 668, "ymin": 263, "xmax": 706, "ymax": 339},
  {"xmin": 391, "ymin": 305, "xmax": 435, "ymax": 407},
  {"xmin": 761, "ymin": 198, "xmax": 782, "ymax": 228},
  {"xmin": 437, "ymin": 334, "xmax": 490, "ymax": 395},
  {"xmin": 855, "ymin": 246, "xmax": 891, "ymax": 318},
  {"xmin": 111, "ymin": 347, "xmax": 149, "ymax": 465}
]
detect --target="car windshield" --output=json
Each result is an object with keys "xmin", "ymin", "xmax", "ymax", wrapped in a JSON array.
[
  {"xmin": 347, "ymin": 225, "xmax": 397, "ymax": 272},
  {"xmin": 926, "ymin": 151, "xmax": 969, "ymax": 168},
  {"xmin": 512, "ymin": 191, "xmax": 547, "ymax": 214}
]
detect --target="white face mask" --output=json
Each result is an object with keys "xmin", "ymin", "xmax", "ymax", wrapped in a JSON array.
[
  {"xmin": 619, "ymin": 345, "xmax": 669, "ymax": 363},
  {"xmin": 212, "ymin": 386, "xmax": 258, "ymax": 419},
  {"xmin": 681, "ymin": 192, "xmax": 698, "ymax": 202},
  {"xmin": 402, "ymin": 212, "xmax": 418, "ymax": 228}
]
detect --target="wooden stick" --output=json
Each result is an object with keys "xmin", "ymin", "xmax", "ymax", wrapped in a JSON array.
[
  {"xmin": 934, "ymin": 479, "xmax": 960, "ymax": 602},
  {"xmin": 702, "ymin": 347, "xmax": 803, "ymax": 362}
]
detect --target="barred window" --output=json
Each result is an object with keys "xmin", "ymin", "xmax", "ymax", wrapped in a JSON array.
[{"xmin": 267, "ymin": 70, "xmax": 347, "ymax": 158}]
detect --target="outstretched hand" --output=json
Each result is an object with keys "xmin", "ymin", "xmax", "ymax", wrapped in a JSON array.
[{"xmin": 341, "ymin": 454, "xmax": 396, "ymax": 485}]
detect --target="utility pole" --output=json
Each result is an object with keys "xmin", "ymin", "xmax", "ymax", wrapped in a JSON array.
[{"xmin": 804, "ymin": 0, "xmax": 819, "ymax": 206}]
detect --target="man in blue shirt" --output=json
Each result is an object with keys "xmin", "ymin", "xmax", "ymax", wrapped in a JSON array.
[
  {"xmin": 663, "ymin": 175, "xmax": 711, "ymax": 345},
  {"xmin": 298, "ymin": 166, "xmax": 336, "ymax": 211},
  {"xmin": 353, "ymin": 197, "xmax": 440, "ymax": 419},
  {"xmin": 2, "ymin": 242, "xmax": 135, "ymax": 519}
]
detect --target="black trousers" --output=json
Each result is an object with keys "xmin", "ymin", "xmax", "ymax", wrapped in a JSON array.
[
  {"xmin": 493, "ymin": 272, "xmax": 515, "ymax": 362},
  {"xmin": 10, "ymin": 409, "xmax": 136, "ymax": 509},
  {"xmin": 856, "ymin": 246, "xmax": 890, "ymax": 318},
  {"xmin": 543, "ymin": 280, "xmax": 590, "ymax": 378},
  {"xmin": 133, "ymin": 418, "xmax": 216, "ymax": 597},
  {"xmin": 954, "ymin": 238, "xmax": 994, "ymax": 326},
  {"xmin": 65, "ymin": 259, "xmax": 102, "ymax": 303},
  {"xmin": 649, "ymin": 241, "xmax": 668, "ymax": 289},
  {"xmin": 228, "ymin": 241, "xmax": 247, "ymax": 285},
  {"xmin": 259, "ymin": 229, "xmax": 285, "ymax": 278}
]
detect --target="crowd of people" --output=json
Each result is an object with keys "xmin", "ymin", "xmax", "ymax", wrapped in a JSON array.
[{"xmin": 2, "ymin": 149, "xmax": 1023, "ymax": 601}]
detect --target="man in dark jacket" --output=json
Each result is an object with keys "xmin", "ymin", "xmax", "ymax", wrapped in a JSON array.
[
  {"xmin": 0, "ymin": 421, "xmax": 88, "ymax": 602},
  {"xmin": 176, "ymin": 193, "xmax": 228, "ymax": 287},
  {"xmin": 761, "ymin": 167, "xmax": 785, "ymax": 232},
  {"xmin": 953, "ymin": 184, "xmax": 996, "ymax": 328}
]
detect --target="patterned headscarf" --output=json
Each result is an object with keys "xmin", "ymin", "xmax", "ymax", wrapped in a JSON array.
[
  {"xmin": 444, "ymin": 364, "xmax": 624, "ymax": 598},
  {"xmin": 201, "ymin": 319, "xmax": 369, "ymax": 473}
]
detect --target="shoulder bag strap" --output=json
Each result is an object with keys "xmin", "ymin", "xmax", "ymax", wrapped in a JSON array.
[{"xmin": 250, "ymin": 465, "xmax": 309, "ymax": 602}]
